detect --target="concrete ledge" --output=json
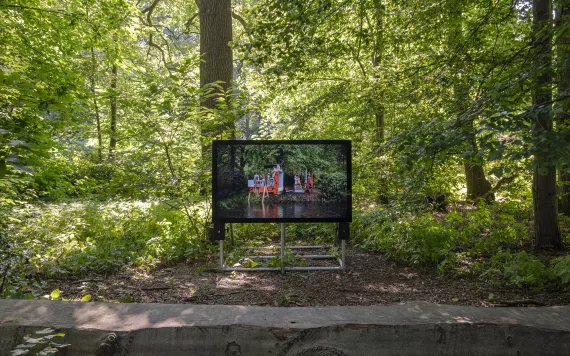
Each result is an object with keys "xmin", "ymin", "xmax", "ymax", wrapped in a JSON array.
[{"xmin": 1, "ymin": 300, "xmax": 569, "ymax": 355}]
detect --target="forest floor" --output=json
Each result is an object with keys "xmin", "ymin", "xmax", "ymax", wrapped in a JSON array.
[{"xmin": 47, "ymin": 246, "xmax": 570, "ymax": 307}]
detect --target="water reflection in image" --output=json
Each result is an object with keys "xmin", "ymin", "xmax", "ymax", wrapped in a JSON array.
[{"xmin": 218, "ymin": 201, "xmax": 349, "ymax": 220}]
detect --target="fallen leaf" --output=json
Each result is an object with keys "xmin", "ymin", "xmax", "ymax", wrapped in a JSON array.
[{"xmin": 50, "ymin": 289, "xmax": 61, "ymax": 300}]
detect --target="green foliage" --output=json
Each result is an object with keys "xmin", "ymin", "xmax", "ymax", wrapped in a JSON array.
[
  {"xmin": 550, "ymin": 255, "xmax": 570, "ymax": 287},
  {"xmin": 352, "ymin": 201, "xmax": 533, "ymax": 272},
  {"xmin": 230, "ymin": 223, "xmax": 277, "ymax": 244},
  {"xmin": 448, "ymin": 201, "xmax": 530, "ymax": 255},
  {"xmin": 267, "ymin": 251, "xmax": 304, "ymax": 268},
  {"xmin": 352, "ymin": 210, "xmax": 458, "ymax": 266},
  {"xmin": 352, "ymin": 200, "xmax": 567, "ymax": 291},
  {"xmin": 286, "ymin": 223, "xmax": 334, "ymax": 243},
  {"xmin": 4, "ymin": 200, "xmax": 209, "ymax": 280},
  {"xmin": 49, "ymin": 289, "xmax": 61, "ymax": 300},
  {"xmin": 560, "ymin": 214, "xmax": 570, "ymax": 243},
  {"xmin": 478, "ymin": 250, "xmax": 514, "ymax": 281},
  {"xmin": 32, "ymin": 156, "xmax": 78, "ymax": 201},
  {"xmin": 391, "ymin": 214, "xmax": 458, "ymax": 265},
  {"xmin": 503, "ymin": 251, "xmax": 547, "ymax": 289}
]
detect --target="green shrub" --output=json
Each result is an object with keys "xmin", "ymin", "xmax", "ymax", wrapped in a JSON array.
[
  {"xmin": 559, "ymin": 214, "xmax": 570, "ymax": 243},
  {"xmin": 397, "ymin": 213, "xmax": 458, "ymax": 265},
  {"xmin": 287, "ymin": 223, "xmax": 334, "ymax": 242},
  {"xmin": 477, "ymin": 250, "xmax": 514, "ymax": 280},
  {"xmin": 441, "ymin": 202, "xmax": 530, "ymax": 255},
  {"xmin": 231, "ymin": 223, "xmax": 277, "ymax": 245},
  {"xmin": 503, "ymin": 251, "xmax": 546, "ymax": 289},
  {"xmin": 351, "ymin": 209, "xmax": 401, "ymax": 252},
  {"xmin": 472, "ymin": 218, "xmax": 528, "ymax": 254},
  {"xmin": 352, "ymin": 210, "xmax": 458, "ymax": 266},
  {"xmin": 5, "ymin": 200, "xmax": 208, "ymax": 279},
  {"xmin": 549, "ymin": 254, "xmax": 570, "ymax": 287},
  {"xmin": 33, "ymin": 155, "xmax": 76, "ymax": 201}
]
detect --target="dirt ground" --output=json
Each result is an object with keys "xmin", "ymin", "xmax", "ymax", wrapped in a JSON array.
[{"xmin": 48, "ymin": 247, "xmax": 570, "ymax": 307}]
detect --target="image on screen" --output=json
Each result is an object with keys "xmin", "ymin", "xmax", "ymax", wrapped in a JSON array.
[{"xmin": 212, "ymin": 140, "xmax": 352, "ymax": 222}]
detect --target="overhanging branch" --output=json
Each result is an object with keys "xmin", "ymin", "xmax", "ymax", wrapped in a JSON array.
[{"xmin": 232, "ymin": 11, "xmax": 252, "ymax": 41}]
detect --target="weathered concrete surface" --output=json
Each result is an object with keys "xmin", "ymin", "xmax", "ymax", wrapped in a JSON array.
[{"xmin": 1, "ymin": 300, "xmax": 569, "ymax": 355}]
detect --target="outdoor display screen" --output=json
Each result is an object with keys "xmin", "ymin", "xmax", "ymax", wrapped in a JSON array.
[{"xmin": 212, "ymin": 140, "xmax": 352, "ymax": 223}]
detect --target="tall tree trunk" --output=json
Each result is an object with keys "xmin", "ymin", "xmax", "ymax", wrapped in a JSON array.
[
  {"xmin": 197, "ymin": 0, "xmax": 234, "ymax": 151},
  {"xmin": 462, "ymin": 110, "xmax": 492, "ymax": 200},
  {"xmin": 448, "ymin": 0, "xmax": 492, "ymax": 200},
  {"xmin": 90, "ymin": 48, "xmax": 103, "ymax": 162},
  {"xmin": 244, "ymin": 112, "xmax": 251, "ymax": 139},
  {"xmin": 532, "ymin": 0, "xmax": 561, "ymax": 248},
  {"xmin": 375, "ymin": 109, "xmax": 384, "ymax": 142},
  {"xmin": 556, "ymin": 0, "xmax": 570, "ymax": 216},
  {"xmin": 371, "ymin": 0, "xmax": 389, "ymax": 204},
  {"xmin": 372, "ymin": 0, "xmax": 385, "ymax": 143},
  {"xmin": 465, "ymin": 163, "xmax": 492, "ymax": 199},
  {"xmin": 108, "ymin": 64, "xmax": 118, "ymax": 159}
]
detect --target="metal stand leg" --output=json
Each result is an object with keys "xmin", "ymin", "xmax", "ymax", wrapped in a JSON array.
[
  {"xmin": 280, "ymin": 223, "xmax": 285, "ymax": 274},
  {"xmin": 219, "ymin": 240, "xmax": 224, "ymax": 269},
  {"xmin": 341, "ymin": 239, "xmax": 346, "ymax": 272}
]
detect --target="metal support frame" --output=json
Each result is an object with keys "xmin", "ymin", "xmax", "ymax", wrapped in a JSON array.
[
  {"xmin": 280, "ymin": 223, "xmax": 285, "ymax": 274},
  {"xmin": 219, "ymin": 223, "xmax": 346, "ymax": 273}
]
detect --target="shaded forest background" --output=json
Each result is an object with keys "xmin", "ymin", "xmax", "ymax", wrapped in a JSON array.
[{"xmin": 1, "ymin": 0, "xmax": 570, "ymax": 299}]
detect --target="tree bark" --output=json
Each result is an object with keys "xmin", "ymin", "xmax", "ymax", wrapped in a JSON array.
[
  {"xmin": 108, "ymin": 64, "xmax": 118, "ymax": 159},
  {"xmin": 532, "ymin": 0, "xmax": 561, "ymax": 248},
  {"xmin": 372, "ymin": 0, "xmax": 385, "ymax": 143},
  {"xmin": 461, "ymin": 114, "xmax": 492, "ymax": 200},
  {"xmin": 534, "ymin": 168, "xmax": 561, "ymax": 247},
  {"xmin": 90, "ymin": 48, "xmax": 103, "ymax": 162},
  {"xmin": 556, "ymin": 0, "xmax": 570, "ymax": 216},
  {"xmin": 198, "ymin": 0, "xmax": 234, "ymax": 147},
  {"xmin": 465, "ymin": 163, "xmax": 492, "ymax": 199},
  {"xmin": 370, "ymin": 0, "xmax": 389, "ymax": 204},
  {"xmin": 448, "ymin": 1, "xmax": 492, "ymax": 200},
  {"xmin": 244, "ymin": 112, "xmax": 251, "ymax": 139}
]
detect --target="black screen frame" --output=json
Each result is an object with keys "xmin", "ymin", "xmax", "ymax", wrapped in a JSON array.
[{"xmin": 212, "ymin": 140, "xmax": 352, "ymax": 223}]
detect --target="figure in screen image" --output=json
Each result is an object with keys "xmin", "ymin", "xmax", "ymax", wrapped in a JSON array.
[{"xmin": 253, "ymin": 172, "xmax": 260, "ymax": 196}]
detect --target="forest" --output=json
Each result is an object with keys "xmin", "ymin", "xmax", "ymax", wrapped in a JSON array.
[{"xmin": 1, "ymin": 0, "xmax": 570, "ymax": 306}]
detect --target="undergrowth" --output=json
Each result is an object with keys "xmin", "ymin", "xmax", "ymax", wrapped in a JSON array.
[
  {"xmin": 2, "ymin": 197, "xmax": 569, "ymax": 299},
  {"xmin": 1, "ymin": 200, "xmax": 211, "ymax": 298},
  {"xmin": 352, "ymin": 200, "xmax": 570, "ymax": 291}
]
